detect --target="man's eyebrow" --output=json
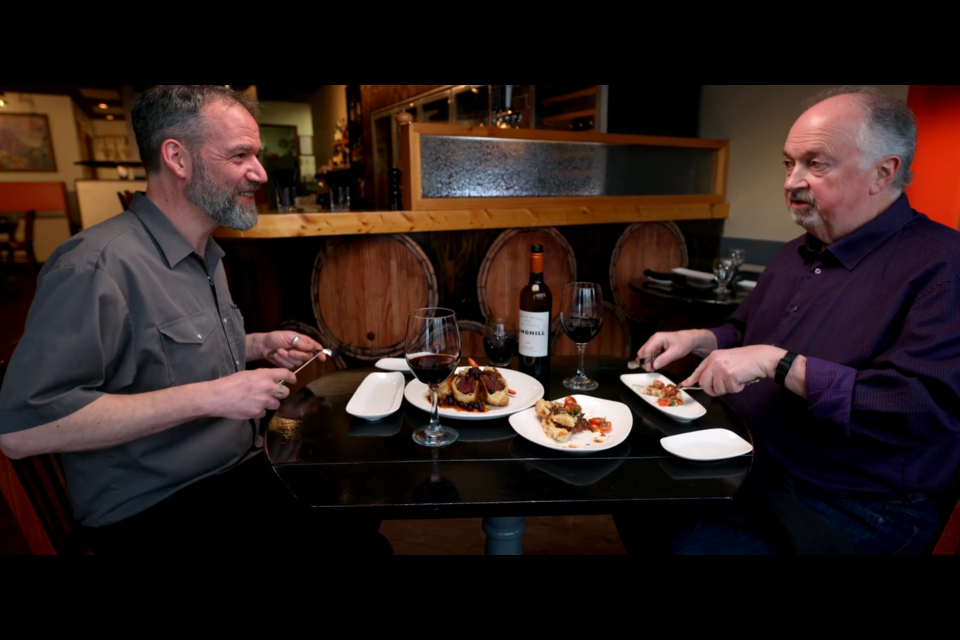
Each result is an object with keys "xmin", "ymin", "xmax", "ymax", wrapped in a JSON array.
[{"xmin": 229, "ymin": 144, "xmax": 258, "ymax": 153}]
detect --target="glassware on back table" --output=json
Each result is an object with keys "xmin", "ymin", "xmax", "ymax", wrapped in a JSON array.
[
  {"xmin": 728, "ymin": 248, "xmax": 746, "ymax": 269},
  {"xmin": 713, "ymin": 258, "xmax": 736, "ymax": 297},
  {"xmin": 560, "ymin": 283, "xmax": 604, "ymax": 391},
  {"xmin": 405, "ymin": 308, "xmax": 461, "ymax": 448},
  {"xmin": 483, "ymin": 318, "xmax": 518, "ymax": 367}
]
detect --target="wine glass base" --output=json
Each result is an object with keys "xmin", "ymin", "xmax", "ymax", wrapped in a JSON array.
[
  {"xmin": 413, "ymin": 427, "xmax": 459, "ymax": 448},
  {"xmin": 563, "ymin": 376, "xmax": 599, "ymax": 392}
]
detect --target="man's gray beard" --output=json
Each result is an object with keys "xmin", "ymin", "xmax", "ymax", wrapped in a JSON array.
[
  {"xmin": 185, "ymin": 157, "xmax": 259, "ymax": 231},
  {"xmin": 791, "ymin": 207, "xmax": 825, "ymax": 229}
]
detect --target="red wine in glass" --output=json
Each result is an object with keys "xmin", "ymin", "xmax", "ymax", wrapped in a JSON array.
[
  {"xmin": 405, "ymin": 308, "xmax": 461, "ymax": 448},
  {"xmin": 562, "ymin": 317, "xmax": 602, "ymax": 344},
  {"xmin": 408, "ymin": 354, "xmax": 459, "ymax": 386},
  {"xmin": 560, "ymin": 283, "xmax": 604, "ymax": 391}
]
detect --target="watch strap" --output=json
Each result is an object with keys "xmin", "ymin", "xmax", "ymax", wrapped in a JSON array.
[{"xmin": 775, "ymin": 351, "xmax": 799, "ymax": 386}]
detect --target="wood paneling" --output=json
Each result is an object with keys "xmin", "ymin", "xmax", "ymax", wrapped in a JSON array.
[{"xmin": 214, "ymin": 202, "xmax": 728, "ymax": 240}]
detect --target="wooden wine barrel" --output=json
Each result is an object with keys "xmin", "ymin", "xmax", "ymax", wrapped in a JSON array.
[
  {"xmin": 477, "ymin": 228, "xmax": 577, "ymax": 328},
  {"xmin": 609, "ymin": 222, "xmax": 688, "ymax": 322},
  {"xmin": 279, "ymin": 321, "xmax": 346, "ymax": 389},
  {"xmin": 457, "ymin": 320, "xmax": 486, "ymax": 362},
  {"xmin": 552, "ymin": 302, "xmax": 632, "ymax": 360},
  {"xmin": 312, "ymin": 235, "xmax": 438, "ymax": 361}
]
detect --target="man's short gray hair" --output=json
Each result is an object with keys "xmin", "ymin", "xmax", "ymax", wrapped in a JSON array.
[
  {"xmin": 132, "ymin": 85, "xmax": 260, "ymax": 174},
  {"xmin": 806, "ymin": 86, "xmax": 917, "ymax": 191}
]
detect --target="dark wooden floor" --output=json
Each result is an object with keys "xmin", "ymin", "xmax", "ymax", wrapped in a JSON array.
[{"xmin": 0, "ymin": 269, "xmax": 626, "ymax": 556}]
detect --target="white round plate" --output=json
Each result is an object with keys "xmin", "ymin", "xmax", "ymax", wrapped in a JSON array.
[
  {"xmin": 509, "ymin": 395, "xmax": 633, "ymax": 455},
  {"xmin": 660, "ymin": 428, "xmax": 753, "ymax": 462},
  {"xmin": 375, "ymin": 358, "xmax": 411, "ymax": 372},
  {"xmin": 404, "ymin": 367, "xmax": 543, "ymax": 421}
]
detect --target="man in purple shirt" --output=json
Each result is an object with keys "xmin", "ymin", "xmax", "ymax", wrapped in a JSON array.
[{"xmin": 623, "ymin": 87, "xmax": 960, "ymax": 555}]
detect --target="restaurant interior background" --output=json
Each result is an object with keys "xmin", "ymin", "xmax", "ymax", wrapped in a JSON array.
[{"xmin": 2, "ymin": 84, "xmax": 960, "ymax": 555}]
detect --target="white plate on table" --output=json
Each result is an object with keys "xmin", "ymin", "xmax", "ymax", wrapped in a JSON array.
[
  {"xmin": 346, "ymin": 372, "xmax": 405, "ymax": 422},
  {"xmin": 737, "ymin": 280, "xmax": 757, "ymax": 291},
  {"xmin": 509, "ymin": 395, "xmax": 633, "ymax": 455},
  {"xmin": 375, "ymin": 358, "xmax": 411, "ymax": 372},
  {"xmin": 660, "ymin": 429, "xmax": 753, "ymax": 462},
  {"xmin": 621, "ymin": 373, "xmax": 707, "ymax": 423},
  {"xmin": 404, "ymin": 367, "xmax": 543, "ymax": 421},
  {"xmin": 672, "ymin": 267, "xmax": 717, "ymax": 283}
]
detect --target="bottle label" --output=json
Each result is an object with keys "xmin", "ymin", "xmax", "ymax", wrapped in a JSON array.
[{"xmin": 519, "ymin": 310, "xmax": 550, "ymax": 357}]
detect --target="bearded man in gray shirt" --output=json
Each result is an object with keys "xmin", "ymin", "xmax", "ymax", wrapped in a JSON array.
[{"xmin": 0, "ymin": 85, "xmax": 390, "ymax": 555}]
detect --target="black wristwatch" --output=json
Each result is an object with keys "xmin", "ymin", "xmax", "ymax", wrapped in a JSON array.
[{"xmin": 775, "ymin": 351, "xmax": 799, "ymax": 386}]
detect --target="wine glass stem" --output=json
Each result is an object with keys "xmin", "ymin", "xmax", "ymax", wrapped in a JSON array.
[
  {"xmin": 577, "ymin": 343, "xmax": 587, "ymax": 380},
  {"xmin": 429, "ymin": 385, "xmax": 441, "ymax": 435}
]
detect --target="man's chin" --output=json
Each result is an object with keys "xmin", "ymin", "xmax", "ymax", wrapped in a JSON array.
[{"xmin": 791, "ymin": 210, "xmax": 824, "ymax": 229}]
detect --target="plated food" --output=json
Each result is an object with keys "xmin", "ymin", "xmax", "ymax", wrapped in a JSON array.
[
  {"xmin": 404, "ymin": 365, "xmax": 543, "ymax": 422},
  {"xmin": 620, "ymin": 373, "xmax": 707, "ymax": 423},
  {"xmin": 635, "ymin": 380, "xmax": 685, "ymax": 407},
  {"xmin": 509, "ymin": 395, "xmax": 633, "ymax": 454},
  {"xmin": 535, "ymin": 396, "xmax": 613, "ymax": 443},
  {"xmin": 438, "ymin": 359, "xmax": 514, "ymax": 413}
]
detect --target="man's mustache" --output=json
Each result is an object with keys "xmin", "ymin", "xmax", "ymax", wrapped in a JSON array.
[{"xmin": 789, "ymin": 189, "xmax": 816, "ymax": 205}]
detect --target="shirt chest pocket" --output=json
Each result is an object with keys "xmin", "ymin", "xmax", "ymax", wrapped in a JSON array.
[{"xmin": 158, "ymin": 311, "xmax": 222, "ymax": 387}]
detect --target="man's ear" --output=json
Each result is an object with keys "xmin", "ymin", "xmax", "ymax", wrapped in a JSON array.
[
  {"xmin": 160, "ymin": 139, "xmax": 191, "ymax": 180},
  {"xmin": 870, "ymin": 156, "xmax": 902, "ymax": 195}
]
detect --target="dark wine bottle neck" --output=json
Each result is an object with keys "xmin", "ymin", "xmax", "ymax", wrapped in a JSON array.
[{"xmin": 529, "ymin": 271, "xmax": 545, "ymax": 284}]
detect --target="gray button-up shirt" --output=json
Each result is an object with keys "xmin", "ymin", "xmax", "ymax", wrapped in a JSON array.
[{"xmin": 0, "ymin": 193, "xmax": 260, "ymax": 527}]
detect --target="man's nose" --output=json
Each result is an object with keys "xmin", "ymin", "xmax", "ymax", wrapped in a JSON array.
[
  {"xmin": 784, "ymin": 168, "xmax": 808, "ymax": 192},
  {"xmin": 250, "ymin": 157, "xmax": 268, "ymax": 185}
]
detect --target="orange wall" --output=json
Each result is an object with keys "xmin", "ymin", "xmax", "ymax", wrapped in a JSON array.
[{"xmin": 906, "ymin": 85, "xmax": 960, "ymax": 229}]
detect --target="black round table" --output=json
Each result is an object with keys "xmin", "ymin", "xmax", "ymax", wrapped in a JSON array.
[{"xmin": 265, "ymin": 356, "xmax": 752, "ymax": 555}]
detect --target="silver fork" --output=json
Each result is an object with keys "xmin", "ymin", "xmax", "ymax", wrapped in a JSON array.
[
  {"xmin": 627, "ymin": 356, "xmax": 656, "ymax": 370},
  {"xmin": 680, "ymin": 379, "xmax": 761, "ymax": 392}
]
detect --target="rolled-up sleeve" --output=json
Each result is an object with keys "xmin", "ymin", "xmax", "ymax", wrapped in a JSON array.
[
  {"xmin": 0, "ymin": 266, "xmax": 133, "ymax": 434},
  {"xmin": 807, "ymin": 279, "xmax": 960, "ymax": 445}
]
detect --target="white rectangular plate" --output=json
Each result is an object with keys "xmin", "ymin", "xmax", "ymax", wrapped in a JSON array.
[
  {"xmin": 620, "ymin": 373, "xmax": 707, "ymax": 423},
  {"xmin": 737, "ymin": 280, "xmax": 757, "ymax": 291},
  {"xmin": 346, "ymin": 372, "xmax": 405, "ymax": 422},
  {"xmin": 375, "ymin": 358, "xmax": 411, "ymax": 372},
  {"xmin": 672, "ymin": 267, "xmax": 717, "ymax": 283},
  {"xmin": 660, "ymin": 429, "xmax": 753, "ymax": 462},
  {"xmin": 509, "ymin": 395, "xmax": 633, "ymax": 455},
  {"xmin": 405, "ymin": 367, "xmax": 544, "ymax": 421}
]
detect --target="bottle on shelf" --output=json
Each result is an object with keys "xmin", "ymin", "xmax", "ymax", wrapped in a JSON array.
[{"xmin": 519, "ymin": 244, "xmax": 552, "ymax": 387}]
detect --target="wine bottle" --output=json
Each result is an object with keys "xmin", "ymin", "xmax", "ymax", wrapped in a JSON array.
[{"xmin": 519, "ymin": 244, "xmax": 551, "ymax": 385}]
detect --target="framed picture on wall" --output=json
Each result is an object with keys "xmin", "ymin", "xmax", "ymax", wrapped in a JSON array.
[{"xmin": 0, "ymin": 113, "xmax": 57, "ymax": 172}]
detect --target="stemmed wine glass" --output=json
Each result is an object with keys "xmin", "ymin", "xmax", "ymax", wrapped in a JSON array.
[
  {"xmin": 713, "ymin": 258, "xmax": 736, "ymax": 298},
  {"xmin": 405, "ymin": 308, "xmax": 461, "ymax": 448},
  {"xmin": 560, "ymin": 282, "xmax": 604, "ymax": 391},
  {"xmin": 728, "ymin": 248, "xmax": 746, "ymax": 270}
]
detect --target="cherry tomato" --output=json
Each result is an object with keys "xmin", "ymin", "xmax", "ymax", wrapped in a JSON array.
[
  {"xmin": 658, "ymin": 398, "xmax": 672, "ymax": 407},
  {"xmin": 600, "ymin": 423, "xmax": 613, "ymax": 434}
]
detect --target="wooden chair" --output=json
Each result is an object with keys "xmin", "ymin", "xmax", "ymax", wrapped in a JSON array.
[{"xmin": 0, "ymin": 341, "xmax": 87, "ymax": 555}]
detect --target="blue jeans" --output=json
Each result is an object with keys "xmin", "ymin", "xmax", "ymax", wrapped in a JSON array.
[{"xmin": 668, "ymin": 490, "xmax": 940, "ymax": 556}]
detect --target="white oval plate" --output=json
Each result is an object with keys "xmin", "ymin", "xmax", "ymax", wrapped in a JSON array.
[
  {"xmin": 737, "ymin": 280, "xmax": 757, "ymax": 291},
  {"xmin": 621, "ymin": 373, "xmax": 707, "ymax": 423},
  {"xmin": 509, "ymin": 395, "xmax": 633, "ymax": 455},
  {"xmin": 346, "ymin": 372, "xmax": 406, "ymax": 422},
  {"xmin": 672, "ymin": 267, "xmax": 717, "ymax": 282},
  {"xmin": 660, "ymin": 428, "xmax": 753, "ymax": 462},
  {"xmin": 404, "ymin": 367, "xmax": 543, "ymax": 422},
  {"xmin": 375, "ymin": 358, "xmax": 411, "ymax": 372}
]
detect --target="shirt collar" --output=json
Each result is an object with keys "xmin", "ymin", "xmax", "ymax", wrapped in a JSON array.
[
  {"xmin": 129, "ymin": 192, "xmax": 225, "ymax": 271},
  {"xmin": 797, "ymin": 194, "xmax": 915, "ymax": 270}
]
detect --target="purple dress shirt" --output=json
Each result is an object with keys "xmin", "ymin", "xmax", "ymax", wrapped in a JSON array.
[{"xmin": 711, "ymin": 195, "xmax": 960, "ymax": 496}]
